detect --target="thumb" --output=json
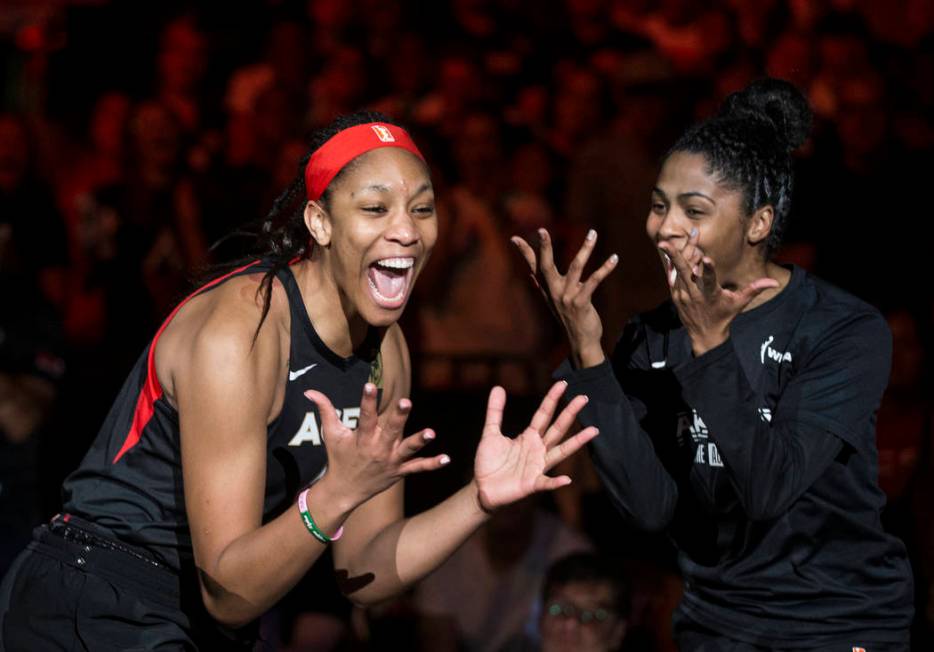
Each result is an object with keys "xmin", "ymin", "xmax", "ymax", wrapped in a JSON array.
[{"xmin": 736, "ymin": 277, "xmax": 781, "ymax": 308}]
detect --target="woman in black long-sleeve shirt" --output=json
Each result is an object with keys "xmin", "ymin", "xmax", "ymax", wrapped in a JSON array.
[{"xmin": 514, "ymin": 79, "xmax": 913, "ymax": 650}]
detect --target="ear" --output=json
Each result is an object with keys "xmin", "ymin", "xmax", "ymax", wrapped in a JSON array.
[
  {"xmin": 304, "ymin": 201, "xmax": 331, "ymax": 247},
  {"xmin": 746, "ymin": 205, "xmax": 774, "ymax": 247}
]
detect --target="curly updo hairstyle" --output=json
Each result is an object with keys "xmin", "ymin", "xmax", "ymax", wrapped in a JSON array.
[{"xmin": 669, "ymin": 78, "xmax": 812, "ymax": 257}]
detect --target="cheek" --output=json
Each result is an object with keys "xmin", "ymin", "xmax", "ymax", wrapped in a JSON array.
[
  {"xmin": 419, "ymin": 218, "xmax": 439, "ymax": 252},
  {"xmin": 645, "ymin": 213, "xmax": 660, "ymax": 240}
]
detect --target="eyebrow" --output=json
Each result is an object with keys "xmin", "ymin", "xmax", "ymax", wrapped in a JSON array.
[
  {"xmin": 678, "ymin": 191, "xmax": 716, "ymax": 203},
  {"xmin": 353, "ymin": 181, "xmax": 434, "ymax": 197},
  {"xmin": 652, "ymin": 187, "xmax": 716, "ymax": 204}
]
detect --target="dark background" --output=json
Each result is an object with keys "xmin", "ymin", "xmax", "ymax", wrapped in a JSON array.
[{"xmin": 1, "ymin": 0, "xmax": 932, "ymax": 650}]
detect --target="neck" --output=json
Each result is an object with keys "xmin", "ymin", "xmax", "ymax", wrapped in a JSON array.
[
  {"xmin": 292, "ymin": 255, "xmax": 369, "ymax": 358},
  {"xmin": 734, "ymin": 258, "xmax": 791, "ymax": 312}
]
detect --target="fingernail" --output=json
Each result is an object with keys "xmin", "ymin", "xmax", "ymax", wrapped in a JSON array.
[
  {"xmin": 423, "ymin": 430, "xmax": 435, "ymax": 441},
  {"xmin": 538, "ymin": 228, "xmax": 546, "ymax": 239},
  {"xmin": 560, "ymin": 380, "xmax": 568, "ymax": 386},
  {"xmin": 581, "ymin": 395, "xmax": 589, "ymax": 403},
  {"xmin": 609, "ymin": 254, "xmax": 618, "ymax": 264},
  {"xmin": 690, "ymin": 227, "xmax": 698, "ymax": 238},
  {"xmin": 586, "ymin": 229, "xmax": 596, "ymax": 241},
  {"xmin": 364, "ymin": 384, "xmax": 374, "ymax": 395},
  {"xmin": 439, "ymin": 455, "xmax": 451, "ymax": 465},
  {"xmin": 593, "ymin": 428, "xmax": 600, "ymax": 435}
]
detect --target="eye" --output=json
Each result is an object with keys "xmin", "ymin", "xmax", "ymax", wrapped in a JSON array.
[
  {"xmin": 651, "ymin": 201, "xmax": 666, "ymax": 214},
  {"xmin": 361, "ymin": 204, "xmax": 388, "ymax": 214},
  {"xmin": 686, "ymin": 207, "xmax": 705, "ymax": 218},
  {"xmin": 412, "ymin": 204, "xmax": 435, "ymax": 216}
]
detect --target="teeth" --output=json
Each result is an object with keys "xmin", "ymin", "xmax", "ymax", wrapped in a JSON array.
[{"xmin": 376, "ymin": 257, "xmax": 414, "ymax": 270}]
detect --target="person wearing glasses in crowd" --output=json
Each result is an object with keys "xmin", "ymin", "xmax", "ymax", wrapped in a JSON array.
[{"xmin": 538, "ymin": 552, "xmax": 629, "ymax": 652}]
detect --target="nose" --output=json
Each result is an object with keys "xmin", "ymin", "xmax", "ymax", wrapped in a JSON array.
[
  {"xmin": 385, "ymin": 208, "xmax": 420, "ymax": 247},
  {"xmin": 656, "ymin": 208, "xmax": 686, "ymax": 245}
]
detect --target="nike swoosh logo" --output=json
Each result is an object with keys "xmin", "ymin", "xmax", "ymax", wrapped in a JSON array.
[{"xmin": 289, "ymin": 363, "xmax": 318, "ymax": 381}]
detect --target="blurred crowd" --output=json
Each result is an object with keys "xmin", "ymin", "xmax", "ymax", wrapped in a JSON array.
[{"xmin": 1, "ymin": 0, "xmax": 933, "ymax": 650}]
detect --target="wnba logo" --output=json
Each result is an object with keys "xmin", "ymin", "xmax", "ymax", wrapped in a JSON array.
[{"xmin": 371, "ymin": 125, "xmax": 395, "ymax": 142}]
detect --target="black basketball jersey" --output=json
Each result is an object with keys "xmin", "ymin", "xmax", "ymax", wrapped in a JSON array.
[{"xmin": 62, "ymin": 261, "xmax": 380, "ymax": 571}]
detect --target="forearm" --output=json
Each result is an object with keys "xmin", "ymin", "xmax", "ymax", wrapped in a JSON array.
[
  {"xmin": 203, "ymin": 479, "xmax": 352, "ymax": 627},
  {"xmin": 339, "ymin": 481, "xmax": 489, "ymax": 605},
  {"xmin": 556, "ymin": 359, "xmax": 678, "ymax": 531}
]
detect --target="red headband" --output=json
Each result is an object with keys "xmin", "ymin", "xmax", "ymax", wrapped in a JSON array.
[{"xmin": 304, "ymin": 122, "xmax": 425, "ymax": 201}]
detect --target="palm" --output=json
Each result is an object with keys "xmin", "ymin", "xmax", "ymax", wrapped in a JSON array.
[
  {"xmin": 475, "ymin": 425, "xmax": 549, "ymax": 510},
  {"xmin": 472, "ymin": 384, "xmax": 600, "ymax": 513}
]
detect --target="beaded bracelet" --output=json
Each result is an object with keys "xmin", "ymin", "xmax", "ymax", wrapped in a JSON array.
[{"xmin": 297, "ymin": 488, "xmax": 344, "ymax": 544}]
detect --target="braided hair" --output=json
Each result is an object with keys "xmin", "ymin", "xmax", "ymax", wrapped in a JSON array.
[
  {"xmin": 210, "ymin": 110, "xmax": 402, "ymax": 340},
  {"xmin": 669, "ymin": 78, "xmax": 812, "ymax": 257}
]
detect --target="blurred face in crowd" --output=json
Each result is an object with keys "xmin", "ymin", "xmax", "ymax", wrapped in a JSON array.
[
  {"xmin": 836, "ymin": 75, "xmax": 887, "ymax": 159},
  {"xmin": 453, "ymin": 114, "xmax": 502, "ymax": 189},
  {"xmin": 90, "ymin": 93, "xmax": 131, "ymax": 158},
  {"xmin": 554, "ymin": 68, "xmax": 603, "ymax": 137},
  {"xmin": 158, "ymin": 18, "xmax": 207, "ymax": 94},
  {"xmin": 128, "ymin": 103, "xmax": 181, "ymax": 172},
  {"xmin": 540, "ymin": 580, "xmax": 625, "ymax": 652},
  {"xmin": 307, "ymin": 148, "xmax": 437, "ymax": 327}
]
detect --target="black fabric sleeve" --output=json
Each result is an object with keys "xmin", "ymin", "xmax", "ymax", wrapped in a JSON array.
[
  {"xmin": 554, "ymin": 323, "xmax": 678, "ymax": 532},
  {"xmin": 672, "ymin": 311, "xmax": 891, "ymax": 521}
]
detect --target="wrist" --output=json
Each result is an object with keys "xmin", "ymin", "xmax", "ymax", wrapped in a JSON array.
[
  {"xmin": 690, "ymin": 329, "xmax": 729, "ymax": 357},
  {"xmin": 307, "ymin": 474, "xmax": 357, "ymax": 523},
  {"xmin": 298, "ymin": 487, "xmax": 345, "ymax": 543},
  {"xmin": 571, "ymin": 340, "xmax": 606, "ymax": 369},
  {"xmin": 468, "ymin": 477, "xmax": 495, "ymax": 519}
]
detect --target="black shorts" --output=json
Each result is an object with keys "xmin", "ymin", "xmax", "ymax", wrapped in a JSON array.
[{"xmin": 0, "ymin": 517, "xmax": 257, "ymax": 651}]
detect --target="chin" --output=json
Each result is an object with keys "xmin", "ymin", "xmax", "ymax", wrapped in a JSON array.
[
  {"xmin": 355, "ymin": 287, "xmax": 411, "ymax": 328},
  {"xmin": 361, "ymin": 303, "xmax": 407, "ymax": 328}
]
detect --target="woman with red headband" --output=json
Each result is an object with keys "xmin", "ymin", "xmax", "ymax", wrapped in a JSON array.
[{"xmin": 0, "ymin": 111, "xmax": 598, "ymax": 650}]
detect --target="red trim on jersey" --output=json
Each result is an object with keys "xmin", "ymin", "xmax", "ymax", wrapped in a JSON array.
[{"xmin": 112, "ymin": 260, "xmax": 263, "ymax": 464}]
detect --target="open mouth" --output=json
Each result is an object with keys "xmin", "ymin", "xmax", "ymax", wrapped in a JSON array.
[{"xmin": 367, "ymin": 256, "xmax": 415, "ymax": 309}]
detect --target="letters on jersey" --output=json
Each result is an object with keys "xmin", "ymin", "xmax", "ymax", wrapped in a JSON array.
[{"xmin": 288, "ymin": 407, "xmax": 360, "ymax": 446}]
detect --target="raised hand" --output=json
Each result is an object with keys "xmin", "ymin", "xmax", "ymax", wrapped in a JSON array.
[
  {"xmin": 474, "ymin": 381, "xmax": 599, "ymax": 512},
  {"xmin": 511, "ymin": 228, "xmax": 618, "ymax": 368},
  {"xmin": 658, "ymin": 229, "xmax": 779, "ymax": 356},
  {"xmin": 305, "ymin": 384, "xmax": 447, "ymax": 510}
]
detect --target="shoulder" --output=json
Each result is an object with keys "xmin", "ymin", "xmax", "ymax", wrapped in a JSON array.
[
  {"xmin": 792, "ymin": 272, "xmax": 891, "ymax": 371},
  {"xmin": 378, "ymin": 323, "xmax": 411, "ymax": 410},
  {"xmin": 799, "ymin": 271, "xmax": 889, "ymax": 344},
  {"xmin": 157, "ymin": 271, "xmax": 291, "ymax": 407}
]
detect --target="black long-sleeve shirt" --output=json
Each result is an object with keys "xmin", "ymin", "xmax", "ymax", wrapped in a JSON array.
[{"xmin": 557, "ymin": 265, "xmax": 913, "ymax": 647}]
